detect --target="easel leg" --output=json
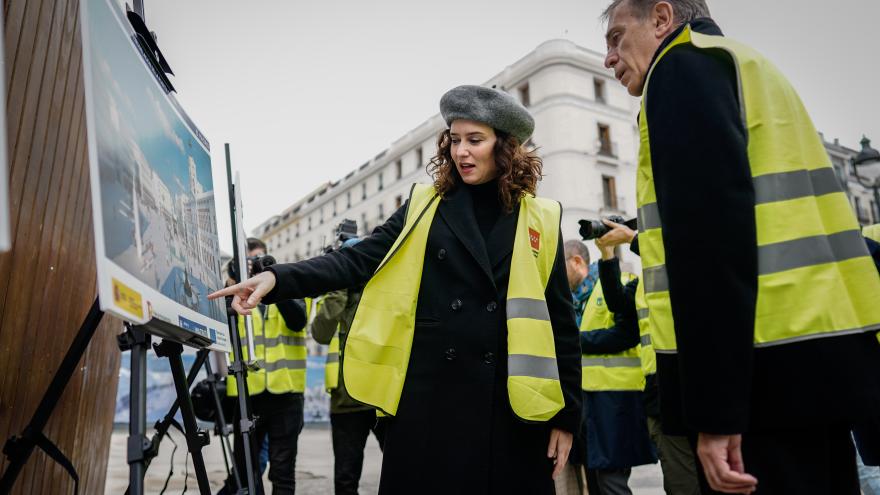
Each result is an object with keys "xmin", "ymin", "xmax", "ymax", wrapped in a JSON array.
[
  {"xmin": 122, "ymin": 325, "xmax": 150, "ymax": 495},
  {"xmin": 154, "ymin": 340, "xmax": 212, "ymax": 495},
  {"xmin": 204, "ymin": 357, "xmax": 244, "ymax": 492},
  {"xmin": 227, "ymin": 311, "xmax": 261, "ymax": 494}
]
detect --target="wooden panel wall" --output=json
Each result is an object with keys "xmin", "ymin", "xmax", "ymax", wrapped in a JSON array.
[{"xmin": 0, "ymin": 0, "xmax": 122, "ymax": 493}]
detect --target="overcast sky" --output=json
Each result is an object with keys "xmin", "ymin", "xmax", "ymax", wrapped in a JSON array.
[{"xmin": 142, "ymin": 0, "xmax": 880, "ymax": 251}]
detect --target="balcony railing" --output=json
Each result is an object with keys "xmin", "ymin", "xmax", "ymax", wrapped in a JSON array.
[{"xmin": 597, "ymin": 140, "xmax": 619, "ymax": 159}]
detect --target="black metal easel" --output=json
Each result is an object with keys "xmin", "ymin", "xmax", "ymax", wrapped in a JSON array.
[
  {"xmin": 0, "ymin": 298, "xmax": 104, "ymax": 495},
  {"xmin": 224, "ymin": 142, "xmax": 262, "ymax": 495}
]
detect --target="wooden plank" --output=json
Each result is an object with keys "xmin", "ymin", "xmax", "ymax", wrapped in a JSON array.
[{"xmin": 0, "ymin": 1, "xmax": 122, "ymax": 492}]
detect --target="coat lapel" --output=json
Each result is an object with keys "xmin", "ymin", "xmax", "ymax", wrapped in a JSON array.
[
  {"xmin": 437, "ymin": 187, "xmax": 495, "ymax": 288},
  {"xmin": 486, "ymin": 202, "xmax": 518, "ymax": 270}
]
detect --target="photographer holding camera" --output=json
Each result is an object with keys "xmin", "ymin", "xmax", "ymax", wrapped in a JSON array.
[
  {"xmin": 564, "ymin": 236, "xmax": 655, "ymax": 495},
  {"xmin": 224, "ymin": 237, "xmax": 309, "ymax": 495},
  {"xmin": 590, "ymin": 219, "xmax": 700, "ymax": 495},
  {"xmin": 310, "ymin": 223, "xmax": 387, "ymax": 495}
]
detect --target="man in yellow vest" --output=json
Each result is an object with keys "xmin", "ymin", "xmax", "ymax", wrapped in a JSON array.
[
  {"xmin": 311, "ymin": 237, "xmax": 386, "ymax": 495},
  {"xmin": 564, "ymin": 239, "xmax": 655, "ymax": 495},
  {"xmin": 226, "ymin": 238, "xmax": 308, "ymax": 495},
  {"xmin": 602, "ymin": 1, "xmax": 880, "ymax": 494}
]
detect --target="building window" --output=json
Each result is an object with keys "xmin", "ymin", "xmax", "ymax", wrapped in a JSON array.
[
  {"xmin": 518, "ymin": 83, "xmax": 530, "ymax": 107},
  {"xmin": 295, "ymin": 223, "xmax": 300, "ymax": 238},
  {"xmin": 307, "ymin": 241, "xmax": 312, "ymax": 255},
  {"xmin": 378, "ymin": 203, "xmax": 385, "ymax": 221},
  {"xmin": 362, "ymin": 183, "xmax": 367, "ymax": 200},
  {"xmin": 308, "ymin": 216, "xmax": 312, "ymax": 231},
  {"xmin": 320, "ymin": 207, "xmax": 324, "ymax": 225},
  {"xmin": 597, "ymin": 123, "xmax": 614, "ymax": 157},
  {"xmin": 333, "ymin": 200, "xmax": 337, "ymax": 217},
  {"xmin": 362, "ymin": 212, "xmax": 368, "ymax": 234},
  {"xmin": 378, "ymin": 173, "xmax": 384, "ymax": 191},
  {"xmin": 602, "ymin": 175, "xmax": 618, "ymax": 210},
  {"xmin": 395, "ymin": 160, "xmax": 402, "ymax": 180},
  {"xmin": 347, "ymin": 191, "xmax": 352, "ymax": 209},
  {"xmin": 416, "ymin": 147, "xmax": 423, "ymax": 171},
  {"xmin": 395, "ymin": 195, "xmax": 403, "ymax": 209},
  {"xmin": 594, "ymin": 78, "xmax": 606, "ymax": 104}
]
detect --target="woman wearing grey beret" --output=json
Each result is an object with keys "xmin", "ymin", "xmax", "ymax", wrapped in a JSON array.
[{"xmin": 211, "ymin": 85, "xmax": 582, "ymax": 494}]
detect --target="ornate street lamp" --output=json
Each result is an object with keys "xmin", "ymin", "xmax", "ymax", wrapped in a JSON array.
[{"xmin": 852, "ymin": 136, "xmax": 880, "ymax": 223}]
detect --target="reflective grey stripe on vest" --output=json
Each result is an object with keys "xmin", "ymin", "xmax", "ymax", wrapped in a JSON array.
[
  {"xmin": 643, "ymin": 230, "xmax": 868, "ymax": 294},
  {"xmin": 758, "ymin": 229, "xmax": 868, "ymax": 275},
  {"xmin": 508, "ymin": 354, "xmax": 559, "ymax": 380},
  {"xmin": 637, "ymin": 308, "xmax": 650, "ymax": 320},
  {"xmin": 326, "ymin": 353, "xmax": 339, "ymax": 364},
  {"xmin": 638, "ymin": 202, "xmax": 661, "ymax": 233},
  {"xmin": 640, "ymin": 334, "xmax": 652, "ymax": 346},
  {"xmin": 252, "ymin": 334, "xmax": 306, "ymax": 347},
  {"xmin": 507, "ymin": 298, "xmax": 550, "ymax": 321},
  {"xmin": 581, "ymin": 356, "xmax": 642, "ymax": 368},
  {"xmin": 643, "ymin": 265, "xmax": 669, "ymax": 293},
  {"xmin": 753, "ymin": 322, "xmax": 880, "ymax": 348},
  {"xmin": 260, "ymin": 359, "xmax": 307, "ymax": 372},
  {"xmin": 753, "ymin": 167, "xmax": 843, "ymax": 205}
]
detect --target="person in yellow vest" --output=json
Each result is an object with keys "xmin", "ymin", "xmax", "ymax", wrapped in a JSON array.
[
  {"xmin": 594, "ymin": 220, "xmax": 701, "ymax": 495},
  {"xmin": 601, "ymin": 1, "xmax": 880, "ymax": 494},
  {"xmin": 564, "ymin": 239, "xmax": 656, "ymax": 495},
  {"xmin": 210, "ymin": 85, "xmax": 582, "ymax": 494},
  {"xmin": 225, "ymin": 237, "xmax": 308, "ymax": 495},
  {"xmin": 864, "ymin": 223, "xmax": 880, "ymax": 270},
  {"xmin": 311, "ymin": 238, "xmax": 387, "ymax": 495}
]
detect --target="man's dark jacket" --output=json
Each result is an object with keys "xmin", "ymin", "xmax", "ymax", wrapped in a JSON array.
[
  {"xmin": 643, "ymin": 18, "xmax": 880, "ymax": 435},
  {"xmin": 262, "ymin": 184, "xmax": 582, "ymax": 494}
]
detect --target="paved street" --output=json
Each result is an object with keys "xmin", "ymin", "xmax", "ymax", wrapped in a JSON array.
[{"xmin": 105, "ymin": 424, "xmax": 664, "ymax": 494}]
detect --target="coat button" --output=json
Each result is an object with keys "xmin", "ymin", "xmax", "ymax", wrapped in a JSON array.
[
  {"xmin": 483, "ymin": 352, "xmax": 495, "ymax": 365},
  {"xmin": 451, "ymin": 299, "xmax": 462, "ymax": 311},
  {"xmin": 437, "ymin": 248, "xmax": 447, "ymax": 260},
  {"xmin": 486, "ymin": 301, "xmax": 498, "ymax": 312},
  {"xmin": 445, "ymin": 347, "xmax": 457, "ymax": 361}
]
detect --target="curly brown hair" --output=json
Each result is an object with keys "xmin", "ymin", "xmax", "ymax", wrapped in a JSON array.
[{"xmin": 426, "ymin": 129, "xmax": 543, "ymax": 212}]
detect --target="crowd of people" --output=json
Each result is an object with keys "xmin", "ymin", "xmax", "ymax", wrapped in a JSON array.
[{"xmin": 208, "ymin": 1, "xmax": 880, "ymax": 494}]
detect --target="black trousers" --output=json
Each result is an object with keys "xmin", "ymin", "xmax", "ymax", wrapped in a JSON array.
[
  {"xmin": 692, "ymin": 424, "xmax": 860, "ymax": 495},
  {"xmin": 330, "ymin": 410, "xmax": 386, "ymax": 495},
  {"xmin": 230, "ymin": 392, "xmax": 305, "ymax": 495}
]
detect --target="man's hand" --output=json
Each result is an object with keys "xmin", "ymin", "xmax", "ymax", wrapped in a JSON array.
[
  {"xmin": 547, "ymin": 428, "xmax": 573, "ymax": 480},
  {"xmin": 208, "ymin": 271, "xmax": 277, "ymax": 315},
  {"xmin": 697, "ymin": 433, "xmax": 758, "ymax": 494},
  {"xmin": 595, "ymin": 219, "xmax": 636, "ymax": 249}
]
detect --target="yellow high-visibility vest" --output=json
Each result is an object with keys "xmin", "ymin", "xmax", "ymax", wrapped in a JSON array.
[
  {"xmin": 864, "ymin": 224, "xmax": 880, "ymax": 243},
  {"xmin": 579, "ymin": 274, "xmax": 645, "ymax": 391},
  {"xmin": 634, "ymin": 278, "xmax": 656, "ymax": 376},
  {"xmin": 325, "ymin": 330, "xmax": 340, "ymax": 391},
  {"xmin": 637, "ymin": 25, "xmax": 880, "ymax": 354},
  {"xmin": 344, "ymin": 183, "xmax": 565, "ymax": 421},
  {"xmin": 228, "ymin": 302, "xmax": 308, "ymax": 396}
]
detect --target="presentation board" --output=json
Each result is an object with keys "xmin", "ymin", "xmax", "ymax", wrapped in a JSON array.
[{"xmin": 81, "ymin": 0, "xmax": 228, "ymax": 350}]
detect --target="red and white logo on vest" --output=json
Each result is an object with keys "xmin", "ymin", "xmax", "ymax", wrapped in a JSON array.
[{"xmin": 529, "ymin": 227, "xmax": 541, "ymax": 253}]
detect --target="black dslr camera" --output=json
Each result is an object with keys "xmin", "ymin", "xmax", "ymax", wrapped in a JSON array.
[
  {"xmin": 248, "ymin": 254, "xmax": 276, "ymax": 275},
  {"xmin": 227, "ymin": 254, "xmax": 276, "ymax": 282},
  {"xmin": 324, "ymin": 219, "xmax": 359, "ymax": 253},
  {"xmin": 578, "ymin": 215, "xmax": 638, "ymax": 241}
]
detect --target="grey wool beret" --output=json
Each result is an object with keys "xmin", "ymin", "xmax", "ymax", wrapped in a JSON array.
[{"xmin": 439, "ymin": 85, "xmax": 535, "ymax": 143}]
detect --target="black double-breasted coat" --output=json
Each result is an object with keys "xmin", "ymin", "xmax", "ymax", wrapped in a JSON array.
[{"xmin": 264, "ymin": 184, "xmax": 582, "ymax": 494}]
